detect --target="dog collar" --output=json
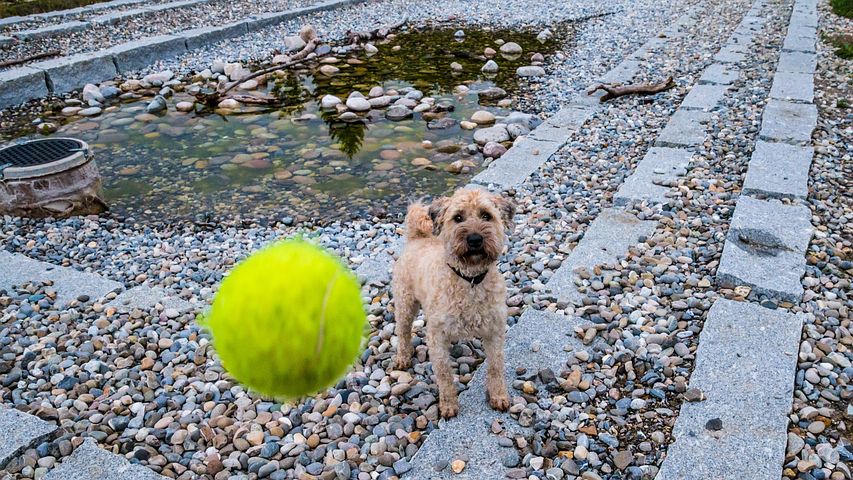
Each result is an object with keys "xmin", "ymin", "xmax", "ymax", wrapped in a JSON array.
[{"xmin": 448, "ymin": 264, "xmax": 488, "ymax": 286}]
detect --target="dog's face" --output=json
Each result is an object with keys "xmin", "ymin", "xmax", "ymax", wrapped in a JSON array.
[{"xmin": 429, "ymin": 189, "xmax": 516, "ymax": 269}]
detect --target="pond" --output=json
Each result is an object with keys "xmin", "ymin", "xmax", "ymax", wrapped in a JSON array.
[{"xmin": 5, "ymin": 24, "xmax": 569, "ymax": 224}]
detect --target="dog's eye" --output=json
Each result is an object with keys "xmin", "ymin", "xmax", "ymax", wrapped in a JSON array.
[
  {"xmin": 481, "ymin": 212, "xmax": 492, "ymax": 221},
  {"xmin": 453, "ymin": 214, "xmax": 463, "ymax": 223}
]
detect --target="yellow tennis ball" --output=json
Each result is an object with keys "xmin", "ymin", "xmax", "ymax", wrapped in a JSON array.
[{"xmin": 203, "ymin": 239, "xmax": 366, "ymax": 399}]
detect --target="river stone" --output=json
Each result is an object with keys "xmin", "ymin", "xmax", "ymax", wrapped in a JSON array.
[
  {"xmin": 517, "ymin": 66, "xmax": 546, "ymax": 77},
  {"xmin": 481, "ymin": 60, "xmax": 499, "ymax": 73},
  {"xmin": 451, "ymin": 62, "xmax": 463, "ymax": 71},
  {"xmin": 338, "ymin": 112, "xmax": 360, "ymax": 122},
  {"xmin": 386, "ymin": 106, "xmax": 412, "ymax": 121},
  {"xmin": 482, "ymin": 141, "xmax": 507, "ymax": 158},
  {"xmin": 500, "ymin": 41, "xmax": 523, "ymax": 54},
  {"xmin": 319, "ymin": 65, "xmax": 339, "ymax": 76},
  {"xmin": 283, "ymin": 36, "xmax": 306, "ymax": 52},
  {"xmin": 82, "ymin": 84, "xmax": 104, "ymax": 103},
  {"xmin": 321, "ymin": 95, "xmax": 342, "ymax": 109},
  {"xmin": 471, "ymin": 111, "xmax": 496, "ymax": 124},
  {"xmin": 175, "ymin": 101, "xmax": 194, "ymax": 112},
  {"xmin": 79, "ymin": 107, "xmax": 102, "ymax": 117},
  {"xmin": 427, "ymin": 117, "xmax": 456, "ymax": 130},
  {"xmin": 477, "ymin": 87, "xmax": 507, "ymax": 100},
  {"xmin": 146, "ymin": 95, "xmax": 167, "ymax": 113},
  {"xmin": 346, "ymin": 97, "xmax": 371, "ymax": 112},
  {"xmin": 473, "ymin": 125, "xmax": 510, "ymax": 145},
  {"xmin": 369, "ymin": 96, "xmax": 391, "ymax": 108},
  {"xmin": 368, "ymin": 86, "xmax": 384, "ymax": 97},
  {"xmin": 364, "ymin": 43, "xmax": 378, "ymax": 54}
]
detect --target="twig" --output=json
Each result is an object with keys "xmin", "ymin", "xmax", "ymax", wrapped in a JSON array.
[
  {"xmin": 586, "ymin": 76, "xmax": 675, "ymax": 102},
  {"xmin": 0, "ymin": 49, "xmax": 61, "ymax": 68},
  {"xmin": 219, "ymin": 39, "xmax": 319, "ymax": 97},
  {"xmin": 346, "ymin": 17, "xmax": 407, "ymax": 44}
]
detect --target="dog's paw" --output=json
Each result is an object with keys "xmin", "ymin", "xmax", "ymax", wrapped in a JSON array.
[
  {"xmin": 489, "ymin": 394, "xmax": 510, "ymax": 411},
  {"xmin": 439, "ymin": 401, "xmax": 460, "ymax": 419},
  {"xmin": 392, "ymin": 354, "xmax": 412, "ymax": 371}
]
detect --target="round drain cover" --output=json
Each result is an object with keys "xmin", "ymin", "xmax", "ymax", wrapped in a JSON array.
[{"xmin": 0, "ymin": 138, "xmax": 90, "ymax": 180}]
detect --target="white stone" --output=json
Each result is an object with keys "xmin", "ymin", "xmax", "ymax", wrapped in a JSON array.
[
  {"xmin": 346, "ymin": 97, "xmax": 371, "ymax": 112},
  {"xmin": 320, "ymin": 95, "xmax": 342, "ymax": 109}
]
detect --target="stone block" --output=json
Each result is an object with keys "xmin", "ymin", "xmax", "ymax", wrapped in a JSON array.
[
  {"xmin": 681, "ymin": 83, "xmax": 729, "ymax": 110},
  {"xmin": 716, "ymin": 196, "xmax": 813, "ymax": 302},
  {"xmin": 0, "ymin": 407, "xmax": 57, "ymax": 469},
  {"xmin": 547, "ymin": 208, "xmax": 656, "ymax": 303},
  {"xmin": 615, "ymin": 147, "xmax": 694, "ymax": 205},
  {"xmin": 33, "ymin": 52, "xmax": 118, "ymax": 94},
  {"xmin": 777, "ymin": 51, "xmax": 816, "ymax": 74},
  {"xmin": 472, "ymin": 136, "xmax": 562, "ymax": 188},
  {"xmin": 699, "ymin": 63, "xmax": 740, "ymax": 85},
  {"xmin": 769, "ymin": 71, "xmax": 813, "ymax": 103},
  {"xmin": 656, "ymin": 110, "xmax": 710, "ymax": 147},
  {"xmin": 0, "ymin": 250, "xmax": 122, "ymax": 304},
  {"xmin": 181, "ymin": 20, "xmax": 249, "ymax": 50},
  {"xmin": 742, "ymin": 141, "xmax": 812, "ymax": 199},
  {"xmin": 13, "ymin": 20, "xmax": 89, "ymax": 40},
  {"xmin": 108, "ymin": 35, "xmax": 187, "ymax": 73},
  {"xmin": 759, "ymin": 100, "xmax": 816, "ymax": 144},
  {"xmin": 657, "ymin": 299, "xmax": 803, "ymax": 480},
  {"xmin": 45, "ymin": 439, "xmax": 166, "ymax": 480},
  {"xmin": 0, "ymin": 66, "xmax": 48, "ymax": 109}
]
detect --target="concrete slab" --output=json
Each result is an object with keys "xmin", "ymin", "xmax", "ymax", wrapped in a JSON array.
[
  {"xmin": 13, "ymin": 20, "xmax": 89, "ymax": 41},
  {"xmin": 108, "ymin": 35, "xmax": 187, "ymax": 73},
  {"xmin": 0, "ymin": 36, "xmax": 14, "ymax": 48},
  {"xmin": 0, "ymin": 16, "xmax": 27, "ymax": 27},
  {"xmin": 181, "ymin": 20, "xmax": 249, "ymax": 51},
  {"xmin": 0, "ymin": 250, "xmax": 123, "ymax": 305},
  {"xmin": 247, "ymin": 0, "xmax": 359, "ymax": 31},
  {"xmin": 615, "ymin": 147, "xmax": 694, "ymax": 205},
  {"xmin": 769, "ymin": 71, "xmax": 813, "ymax": 103},
  {"xmin": 759, "ymin": 100, "xmax": 816, "ymax": 145},
  {"xmin": 777, "ymin": 51, "xmax": 816, "ymax": 74},
  {"xmin": 472, "ymin": 136, "xmax": 563, "ymax": 188},
  {"xmin": 789, "ymin": 13, "xmax": 818, "ymax": 29},
  {"xmin": 91, "ymin": 7, "xmax": 148, "ymax": 25},
  {"xmin": 742, "ymin": 141, "xmax": 812, "ymax": 199},
  {"xmin": 33, "ymin": 52, "xmax": 118, "ymax": 94},
  {"xmin": 45, "ymin": 439, "xmax": 166, "ymax": 480},
  {"xmin": 681, "ymin": 83, "xmax": 729, "ymax": 110},
  {"xmin": 656, "ymin": 110, "xmax": 710, "ymax": 147},
  {"xmin": 109, "ymin": 286, "xmax": 194, "ymax": 312},
  {"xmin": 716, "ymin": 196, "xmax": 813, "ymax": 303},
  {"xmin": 0, "ymin": 407, "xmax": 57, "ymax": 469},
  {"xmin": 783, "ymin": 28, "xmax": 816, "ymax": 53},
  {"xmin": 527, "ymin": 105, "xmax": 594, "ymax": 142},
  {"xmin": 714, "ymin": 45, "xmax": 747, "ymax": 63},
  {"xmin": 0, "ymin": 66, "xmax": 48, "ymax": 110},
  {"xmin": 657, "ymin": 299, "xmax": 803, "ymax": 480},
  {"xmin": 698, "ymin": 63, "xmax": 740, "ymax": 85},
  {"xmin": 408, "ymin": 309, "xmax": 591, "ymax": 479},
  {"xmin": 547, "ymin": 208, "xmax": 656, "ymax": 303},
  {"xmin": 597, "ymin": 59, "xmax": 642, "ymax": 84}
]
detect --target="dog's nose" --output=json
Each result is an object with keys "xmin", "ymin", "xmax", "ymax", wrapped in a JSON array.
[{"xmin": 466, "ymin": 233, "xmax": 484, "ymax": 249}]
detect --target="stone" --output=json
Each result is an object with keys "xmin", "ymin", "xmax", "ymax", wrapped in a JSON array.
[
  {"xmin": 657, "ymin": 300, "xmax": 803, "ymax": 480},
  {"xmin": 79, "ymin": 107, "xmax": 102, "ymax": 117},
  {"xmin": 13, "ymin": 20, "xmax": 88, "ymax": 41},
  {"xmin": 385, "ymin": 106, "xmax": 412, "ymax": 121},
  {"xmin": 516, "ymin": 66, "xmax": 546, "ymax": 77},
  {"xmin": 319, "ymin": 65, "xmax": 339, "ymax": 76},
  {"xmin": 547, "ymin": 208, "xmax": 657, "ymax": 304},
  {"xmin": 473, "ymin": 125, "xmax": 509, "ymax": 145},
  {"xmin": 180, "ymin": 21, "xmax": 250, "ymax": 51},
  {"xmin": 759, "ymin": 100, "xmax": 817, "ymax": 145},
  {"xmin": 108, "ymin": 35, "xmax": 188, "ymax": 73},
  {"xmin": 345, "ymin": 97, "xmax": 371, "ymax": 112},
  {"xmin": 218, "ymin": 98, "xmax": 239, "ymax": 109},
  {"xmin": 717, "ymin": 196, "xmax": 813, "ymax": 303},
  {"xmin": 146, "ymin": 95, "xmax": 167, "ymax": 114},
  {"xmin": 769, "ymin": 71, "xmax": 813, "ymax": 103},
  {"xmin": 741, "ymin": 141, "xmax": 812, "ymax": 199},
  {"xmin": 698, "ymin": 63, "xmax": 740, "ymax": 85},
  {"xmin": 0, "ymin": 251, "xmax": 121, "ymax": 305},
  {"xmin": 320, "ymin": 95, "xmax": 342, "ymax": 109},
  {"xmin": 44, "ymin": 439, "xmax": 165, "ymax": 479},
  {"xmin": 681, "ymin": 84, "xmax": 729, "ymax": 110},
  {"xmin": 0, "ymin": 66, "xmax": 48, "ymax": 109},
  {"xmin": 175, "ymin": 101, "xmax": 194, "ymax": 112},
  {"xmin": 368, "ymin": 96, "xmax": 391, "ymax": 108},
  {"xmin": 82, "ymin": 84, "xmax": 105, "ymax": 103},
  {"xmin": 499, "ymin": 42, "xmax": 522, "ymax": 54},
  {"xmin": 0, "ymin": 407, "xmax": 57, "ymax": 469},
  {"xmin": 283, "ymin": 35, "xmax": 306, "ymax": 52},
  {"xmin": 477, "ymin": 87, "xmax": 507, "ymax": 100},
  {"xmin": 777, "ymin": 51, "xmax": 816, "ymax": 74},
  {"xmin": 656, "ymin": 110, "xmax": 710, "ymax": 147},
  {"xmin": 450, "ymin": 62, "xmax": 463, "ymax": 71},
  {"xmin": 481, "ymin": 60, "xmax": 499, "ymax": 73},
  {"xmin": 615, "ymin": 147, "xmax": 693, "ymax": 205},
  {"xmin": 364, "ymin": 43, "xmax": 378, "ymax": 54},
  {"xmin": 368, "ymin": 86, "xmax": 384, "ymax": 97},
  {"xmin": 482, "ymin": 142, "xmax": 507, "ymax": 158},
  {"xmin": 472, "ymin": 136, "xmax": 562, "ymax": 187},
  {"xmin": 471, "ymin": 111, "xmax": 495, "ymax": 124}
]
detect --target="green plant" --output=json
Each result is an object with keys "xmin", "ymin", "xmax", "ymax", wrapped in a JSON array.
[
  {"xmin": 831, "ymin": 0, "xmax": 853, "ymax": 18},
  {"xmin": 837, "ymin": 98, "xmax": 850, "ymax": 108},
  {"xmin": 834, "ymin": 38, "xmax": 853, "ymax": 59}
]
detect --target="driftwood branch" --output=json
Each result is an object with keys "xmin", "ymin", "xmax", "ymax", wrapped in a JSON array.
[
  {"xmin": 0, "ymin": 49, "xmax": 61, "ymax": 69},
  {"xmin": 586, "ymin": 76, "xmax": 675, "ymax": 102},
  {"xmin": 228, "ymin": 94, "xmax": 279, "ymax": 105},
  {"xmin": 346, "ymin": 17, "xmax": 407, "ymax": 44}
]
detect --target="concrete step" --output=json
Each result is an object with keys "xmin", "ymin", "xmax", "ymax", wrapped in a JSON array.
[
  {"xmin": 0, "ymin": 407, "xmax": 58, "ymax": 469},
  {"xmin": 44, "ymin": 439, "xmax": 166, "ymax": 480}
]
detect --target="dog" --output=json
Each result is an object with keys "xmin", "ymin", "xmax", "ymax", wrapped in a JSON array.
[{"xmin": 391, "ymin": 188, "xmax": 516, "ymax": 418}]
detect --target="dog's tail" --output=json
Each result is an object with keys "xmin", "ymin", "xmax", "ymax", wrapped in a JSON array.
[{"xmin": 405, "ymin": 202, "xmax": 433, "ymax": 239}]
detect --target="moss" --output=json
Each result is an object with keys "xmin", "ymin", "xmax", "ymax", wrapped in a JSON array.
[{"xmin": 830, "ymin": 0, "xmax": 853, "ymax": 18}]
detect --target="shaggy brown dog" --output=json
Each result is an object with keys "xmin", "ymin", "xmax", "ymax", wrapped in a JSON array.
[{"xmin": 392, "ymin": 188, "xmax": 516, "ymax": 418}]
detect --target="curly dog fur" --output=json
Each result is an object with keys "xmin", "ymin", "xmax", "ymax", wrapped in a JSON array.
[{"xmin": 392, "ymin": 188, "xmax": 516, "ymax": 418}]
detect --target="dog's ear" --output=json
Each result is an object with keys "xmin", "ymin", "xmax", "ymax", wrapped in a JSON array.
[
  {"xmin": 428, "ymin": 197, "xmax": 449, "ymax": 235},
  {"xmin": 491, "ymin": 193, "xmax": 516, "ymax": 231}
]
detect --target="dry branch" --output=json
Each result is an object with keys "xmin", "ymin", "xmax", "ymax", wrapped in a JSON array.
[
  {"xmin": 0, "ymin": 49, "xmax": 61, "ymax": 69},
  {"xmin": 586, "ymin": 76, "xmax": 675, "ymax": 102},
  {"xmin": 346, "ymin": 17, "xmax": 407, "ymax": 44}
]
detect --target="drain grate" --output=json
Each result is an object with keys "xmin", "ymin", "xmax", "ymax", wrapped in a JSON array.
[{"xmin": 0, "ymin": 138, "xmax": 90, "ymax": 180}]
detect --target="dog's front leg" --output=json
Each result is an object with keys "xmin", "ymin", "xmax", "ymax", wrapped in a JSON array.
[
  {"xmin": 483, "ymin": 332, "xmax": 510, "ymax": 411},
  {"xmin": 427, "ymin": 329, "xmax": 459, "ymax": 418}
]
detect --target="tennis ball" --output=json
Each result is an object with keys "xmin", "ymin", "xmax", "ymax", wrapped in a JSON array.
[{"xmin": 203, "ymin": 239, "xmax": 366, "ymax": 399}]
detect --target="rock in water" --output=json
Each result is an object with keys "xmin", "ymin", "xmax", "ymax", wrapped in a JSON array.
[
  {"xmin": 482, "ymin": 141, "xmax": 507, "ymax": 158},
  {"xmin": 319, "ymin": 65, "xmax": 339, "ymax": 76},
  {"xmin": 471, "ymin": 110, "xmax": 496, "ymax": 124},
  {"xmin": 82, "ymin": 84, "xmax": 104, "ymax": 103},
  {"xmin": 477, "ymin": 87, "xmax": 507, "ymax": 100},
  {"xmin": 321, "ymin": 95, "xmax": 342, "ymax": 109},
  {"xmin": 500, "ymin": 42, "xmax": 522, "ymax": 54},
  {"xmin": 481, "ymin": 60, "xmax": 499, "ymax": 73},
  {"xmin": 346, "ymin": 97, "xmax": 371, "ymax": 112},
  {"xmin": 146, "ymin": 95, "xmax": 167, "ymax": 114},
  {"xmin": 364, "ymin": 43, "xmax": 378, "ymax": 54},
  {"xmin": 385, "ymin": 106, "xmax": 412, "ymax": 121},
  {"xmin": 473, "ymin": 125, "xmax": 510, "ymax": 145}
]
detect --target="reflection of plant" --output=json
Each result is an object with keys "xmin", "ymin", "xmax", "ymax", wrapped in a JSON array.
[
  {"xmin": 327, "ymin": 119, "xmax": 367, "ymax": 158},
  {"xmin": 271, "ymin": 75, "xmax": 311, "ymax": 107}
]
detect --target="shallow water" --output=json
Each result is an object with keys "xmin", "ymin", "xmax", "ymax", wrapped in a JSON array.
[{"xmin": 8, "ymin": 25, "xmax": 567, "ymax": 223}]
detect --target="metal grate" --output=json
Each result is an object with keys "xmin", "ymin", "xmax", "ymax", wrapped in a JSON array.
[{"xmin": 0, "ymin": 139, "xmax": 85, "ymax": 168}]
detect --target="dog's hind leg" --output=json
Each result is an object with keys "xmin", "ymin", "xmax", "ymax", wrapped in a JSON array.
[
  {"xmin": 483, "ymin": 332, "xmax": 510, "ymax": 411},
  {"xmin": 392, "ymin": 289, "xmax": 418, "ymax": 370}
]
